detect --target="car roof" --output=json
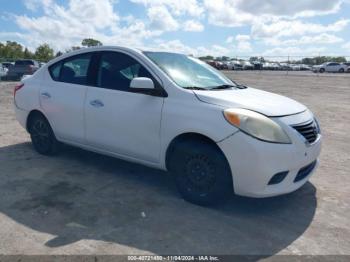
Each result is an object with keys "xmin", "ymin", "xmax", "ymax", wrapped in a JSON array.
[{"xmin": 45, "ymin": 46, "xmax": 145, "ymax": 67}]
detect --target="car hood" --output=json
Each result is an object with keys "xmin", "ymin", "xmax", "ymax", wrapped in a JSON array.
[{"xmin": 194, "ymin": 87, "xmax": 307, "ymax": 117}]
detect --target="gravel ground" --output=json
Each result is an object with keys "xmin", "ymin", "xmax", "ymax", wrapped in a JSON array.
[{"xmin": 0, "ymin": 71, "xmax": 349, "ymax": 258}]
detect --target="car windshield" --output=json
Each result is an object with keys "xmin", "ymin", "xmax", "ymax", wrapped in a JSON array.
[{"xmin": 143, "ymin": 52, "xmax": 236, "ymax": 90}]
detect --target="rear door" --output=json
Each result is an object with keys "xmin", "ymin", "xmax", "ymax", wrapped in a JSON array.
[
  {"xmin": 84, "ymin": 51, "xmax": 164, "ymax": 163},
  {"xmin": 327, "ymin": 63, "xmax": 340, "ymax": 72},
  {"xmin": 40, "ymin": 53, "xmax": 93, "ymax": 144}
]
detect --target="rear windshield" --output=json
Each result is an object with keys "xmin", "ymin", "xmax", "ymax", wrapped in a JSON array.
[{"xmin": 15, "ymin": 60, "xmax": 35, "ymax": 66}]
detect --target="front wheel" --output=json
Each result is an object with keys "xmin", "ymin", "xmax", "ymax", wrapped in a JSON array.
[
  {"xmin": 319, "ymin": 68, "xmax": 325, "ymax": 73},
  {"xmin": 169, "ymin": 140, "xmax": 233, "ymax": 206},
  {"xmin": 29, "ymin": 114, "xmax": 59, "ymax": 155}
]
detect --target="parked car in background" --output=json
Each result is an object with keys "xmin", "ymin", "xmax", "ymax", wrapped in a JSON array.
[
  {"xmin": 206, "ymin": 60, "xmax": 221, "ymax": 70},
  {"xmin": 251, "ymin": 61, "xmax": 263, "ymax": 70},
  {"xmin": 229, "ymin": 60, "xmax": 243, "ymax": 70},
  {"xmin": 6, "ymin": 59, "xmax": 40, "ymax": 80},
  {"xmin": 341, "ymin": 62, "xmax": 350, "ymax": 72},
  {"xmin": 312, "ymin": 62, "xmax": 348, "ymax": 73},
  {"xmin": 2, "ymin": 62, "xmax": 14, "ymax": 70},
  {"xmin": 280, "ymin": 63, "xmax": 292, "ymax": 71},
  {"xmin": 241, "ymin": 61, "xmax": 254, "ymax": 70},
  {"xmin": 14, "ymin": 46, "xmax": 322, "ymax": 205},
  {"xmin": 291, "ymin": 64, "xmax": 301, "ymax": 71},
  {"xmin": 0, "ymin": 64, "xmax": 8, "ymax": 78},
  {"xmin": 300, "ymin": 64, "xmax": 311, "ymax": 71}
]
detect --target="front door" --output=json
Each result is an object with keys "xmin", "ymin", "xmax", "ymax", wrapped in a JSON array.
[{"xmin": 85, "ymin": 51, "xmax": 164, "ymax": 163}]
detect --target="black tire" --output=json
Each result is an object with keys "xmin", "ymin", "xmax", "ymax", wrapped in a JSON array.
[
  {"xmin": 339, "ymin": 68, "xmax": 345, "ymax": 73},
  {"xmin": 319, "ymin": 68, "xmax": 325, "ymax": 73},
  {"xmin": 169, "ymin": 139, "xmax": 233, "ymax": 206},
  {"xmin": 28, "ymin": 114, "xmax": 59, "ymax": 155}
]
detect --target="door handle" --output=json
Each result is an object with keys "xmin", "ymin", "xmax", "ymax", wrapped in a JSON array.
[
  {"xmin": 90, "ymin": 99, "xmax": 104, "ymax": 108},
  {"xmin": 40, "ymin": 92, "xmax": 51, "ymax": 99}
]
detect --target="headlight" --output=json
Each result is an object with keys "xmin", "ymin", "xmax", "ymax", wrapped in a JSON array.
[{"xmin": 223, "ymin": 108, "xmax": 291, "ymax": 144}]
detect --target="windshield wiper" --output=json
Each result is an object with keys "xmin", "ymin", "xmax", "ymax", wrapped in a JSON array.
[
  {"xmin": 236, "ymin": 84, "xmax": 248, "ymax": 89},
  {"xmin": 210, "ymin": 84, "xmax": 236, "ymax": 90},
  {"xmin": 184, "ymin": 86, "xmax": 208, "ymax": 90}
]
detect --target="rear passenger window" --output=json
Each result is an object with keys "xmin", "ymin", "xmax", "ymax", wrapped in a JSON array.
[{"xmin": 60, "ymin": 53, "xmax": 92, "ymax": 85}]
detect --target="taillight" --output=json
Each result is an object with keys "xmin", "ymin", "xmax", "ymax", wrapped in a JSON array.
[{"xmin": 14, "ymin": 83, "xmax": 24, "ymax": 97}]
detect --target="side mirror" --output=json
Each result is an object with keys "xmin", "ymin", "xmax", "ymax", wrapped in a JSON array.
[
  {"xmin": 130, "ymin": 77, "xmax": 155, "ymax": 90},
  {"xmin": 129, "ymin": 77, "xmax": 168, "ymax": 97}
]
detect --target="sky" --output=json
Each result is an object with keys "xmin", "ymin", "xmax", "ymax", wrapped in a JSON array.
[{"xmin": 0, "ymin": 0, "xmax": 350, "ymax": 58}]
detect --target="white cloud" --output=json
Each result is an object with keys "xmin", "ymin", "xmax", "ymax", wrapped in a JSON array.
[
  {"xmin": 236, "ymin": 34, "xmax": 250, "ymax": 41},
  {"xmin": 130, "ymin": 0, "xmax": 204, "ymax": 17},
  {"xmin": 263, "ymin": 46, "xmax": 326, "ymax": 56},
  {"xmin": 252, "ymin": 18, "xmax": 350, "ymax": 38},
  {"xmin": 183, "ymin": 20, "xmax": 204, "ymax": 32},
  {"xmin": 132, "ymin": 0, "xmax": 204, "ymax": 33},
  {"xmin": 204, "ymin": 0, "xmax": 346, "ymax": 27},
  {"xmin": 153, "ymin": 39, "xmax": 231, "ymax": 57},
  {"xmin": 225, "ymin": 35, "xmax": 253, "ymax": 53},
  {"xmin": 237, "ymin": 41, "xmax": 252, "ymax": 53},
  {"xmin": 204, "ymin": 0, "xmax": 253, "ymax": 27},
  {"xmin": 265, "ymin": 33, "xmax": 344, "ymax": 46},
  {"xmin": 23, "ymin": 0, "xmax": 52, "ymax": 12},
  {"xmin": 342, "ymin": 42, "xmax": 350, "ymax": 49},
  {"xmin": 147, "ymin": 5, "xmax": 179, "ymax": 31},
  {"xmin": 226, "ymin": 36, "xmax": 234, "ymax": 44},
  {"xmin": 14, "ymin": 0, "xmax": 160, "ymax": 51},
  {"xmin": 236, "ymin": 0, "xmax": 343, "ymax": 17}
]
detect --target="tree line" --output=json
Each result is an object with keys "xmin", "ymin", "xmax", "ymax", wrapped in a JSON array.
[{"xmin": 0, "ymin": 38, "xmax": 103, "ymax": 63}]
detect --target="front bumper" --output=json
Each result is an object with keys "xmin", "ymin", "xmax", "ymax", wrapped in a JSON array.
[{"xmin": 217, "ymin": 112, "xmax": 322, "ymax": 198}]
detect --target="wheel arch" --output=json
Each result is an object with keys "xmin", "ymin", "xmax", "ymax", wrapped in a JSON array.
[
  {"xmin": 26, "ymin": 109, "xmax": 48, "ymax": 132},
  {"xmin": 165, "ymin": 132, "xmax": 227, "ymax": 171}
]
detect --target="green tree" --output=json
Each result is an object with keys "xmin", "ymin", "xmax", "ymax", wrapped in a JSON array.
[
  {"xmin": 55, "ymin": 51, "xmax": 63, "ymax": 57},
  {"xmin": 0, "ymin": 41, "xmax": 23, "ymax": 60},
  {"xmin": 81, "ymin": 38, "xmax": 102, "ymax": 47},
  {"xmin": 23, "ymin": 48, "xmax": 34, "ymax": 59},
  {"xmin": 221, "ymin": 56, "xmax": 230, "ymax": 61},
  {"xmin": 34, "ymin": 44, "xmax": 54, "ymax": 62},
  {"xmin": 198, "ymin": 55, "xmax": 214, "ymax": 61}
]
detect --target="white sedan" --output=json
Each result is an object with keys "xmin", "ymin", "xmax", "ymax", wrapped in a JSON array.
[
  {"xmin": 14, "ymin": 46, "xmax": 322, "ymax": 205},
  {"xmin": 313, "ymin": 62, "xmax": 348, "ymax": 73}
]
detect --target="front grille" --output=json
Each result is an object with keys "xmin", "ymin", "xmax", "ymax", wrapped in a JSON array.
[
  {"xmin": 294, "ymin": 160, "xmax": 317, "ymax": 182},
  {"xmin": 292, "ymin": 120, "xmax": 318, "ymax": 144}
]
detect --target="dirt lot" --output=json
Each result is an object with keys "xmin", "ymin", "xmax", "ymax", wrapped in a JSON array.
[{"xmin": 0, "ymin": 71, "xmax": 349, "ymax": 257}]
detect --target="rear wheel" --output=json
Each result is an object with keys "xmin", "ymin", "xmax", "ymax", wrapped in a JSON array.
[
  {"xmin": 28, "ymin": 114, "xmax": 59, "ymax": 155},
  {"xmin": 339, "ymin": 68, "xmax": 345, "ymax": 73},
  {"xmin": 169, "ymin": 139, "xmax": 233, "ymax": 206}
]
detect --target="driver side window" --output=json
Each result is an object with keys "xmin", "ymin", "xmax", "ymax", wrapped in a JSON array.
[{"xmin": 97, "ymin": 52, "xmax": 153, "ymax": 91}]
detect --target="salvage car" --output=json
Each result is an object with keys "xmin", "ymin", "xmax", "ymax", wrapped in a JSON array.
[{"xmin": 14, "ymin": 46, "xmax": 322, "ymax": 205}]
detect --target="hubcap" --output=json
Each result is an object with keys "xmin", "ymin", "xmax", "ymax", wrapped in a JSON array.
[{"xmin": 31, "ymin": 119, "xmax": 50, "ymax": 151}]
